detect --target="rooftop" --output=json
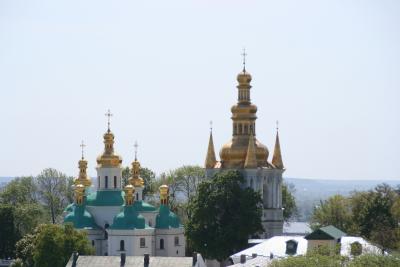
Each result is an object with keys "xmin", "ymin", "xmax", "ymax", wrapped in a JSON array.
[{"xmin": 66, "ymin": 256, "xmax": 194, "ymax": 267}]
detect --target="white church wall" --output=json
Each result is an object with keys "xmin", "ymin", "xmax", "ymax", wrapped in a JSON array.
[
  {"xmin": 155, "ymin": 229, "xmax": 185, "ymax": 257},
  {"xmin": 86, "ymin": 206, "xmax": 121, "ymax": 228},
  {"xmin": 107, "ymin": 229, "xmax": 155, "ymax": 256},
  {"xmin": 96, "ymin": 167, "xmax": 122, "ymax": 190}
]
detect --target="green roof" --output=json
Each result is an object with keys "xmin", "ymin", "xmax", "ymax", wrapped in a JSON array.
[
  {"xmin": 305, "ymin": 225, "xmax": 346, "ymax": 240},
  {"xmin": 86, "ymin": 190, "xmax": 125, "ymax": 206},
  {"xmin": 155, "ymin": 205, "xmax": 180, "ymax": 229},
  {"xmin": 132, "ymin": 201, "xmax": 157, "ymax": 212},
  {"xmin": 64, "ymin": 203, "xmax": 74, "ymax": 212},
  {"xmin": 64, "ymin": 205, "xmax": 99, "ymax": 229},
  {"xmin": 110, "ymin": 205, "xmax": 146, "ymax": 229}
]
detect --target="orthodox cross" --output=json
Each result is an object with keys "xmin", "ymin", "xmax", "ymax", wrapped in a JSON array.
[
  {"xmin": 276, "ymin": 120, "xmax": 279, "ymax": 132},
  {"xmin": 134, "ymin": 141, "xmax": 138, "ymax": 161},
  {"xmin": 80, "ymin": 140, "xmax": 86, "ymax": 160},
  {"xmin": 105, "ymin": 109, "xmax": 113, "ymax": 132},
  {"xmin": 209, "ymin": 120, "xmax": 213, "ymax": 133},
  {"xmin": 241, "ymin": 48, "xmax": 247, "ymax": 72}
]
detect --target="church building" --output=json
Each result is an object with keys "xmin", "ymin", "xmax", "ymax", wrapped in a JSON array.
[
  {"xmin": 63, "ymin": 118, "xmax": 185, "ymax": 257},
  {"xmin": 204, "ymin": 62, "xmax": 284, "ymax": 238}
]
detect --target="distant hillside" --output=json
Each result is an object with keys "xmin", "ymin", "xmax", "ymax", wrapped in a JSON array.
[
  {"xmin": 0, "ymin": 177, "xmax": 14, "ymax": 187},
  {"xmin": 284, "ymin": 177, "xmax": 400, "ymax": 222}
]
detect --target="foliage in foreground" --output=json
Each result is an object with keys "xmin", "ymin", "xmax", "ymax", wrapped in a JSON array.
[
  {"xmin": 185, "ymin": 170, "xmax": 263, "ymax": 261},
  {"xmin": 270, "ymin": 253, "xmax": 400, "ymax": 267},
  {"xmin": 14, "ymin": 223, "xmax": 94, "ymax": 267}
]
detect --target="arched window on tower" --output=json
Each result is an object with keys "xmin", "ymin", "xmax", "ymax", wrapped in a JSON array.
[
  {"xmin": 98, "ymin": 176, "xmax": 100, "ymax": 188},
  {"xmin": 160, "ymin": 239, "xmax": 164, "ymax": 250},
  {"xmin": 239, "ymin": 124, "xmax": 242, "ymax": 135},
  {"xmin": 136, "ymin": 193, "xmax": 139, "ymax": 201},
  {"xmin": 105, "ymin": 176, "xmax": 108, "ymax": 189},
  {"xmin": 244, "ymin": 124, "xmax": 248, "ymax": 134},
  {"xmin": 120, "ymin": 240, "xmax": 125, "ymax": 251},
  {"xmin": 114, "ymin": 176, "xmax": 117, "ymax": 188}
]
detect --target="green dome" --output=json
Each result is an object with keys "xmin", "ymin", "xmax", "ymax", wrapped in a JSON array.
[
  {"xmin": 86, "ymin": 190, "xmax": 125, "ymax": 206},
  {"xmin": 110, "ymin": 205, "xmax": 146, "ymax": 229},
  {"xmin": 155, "ymin": 205, "xmax": 180, "ymax": 229},
  {"xmin": 64, "ymin": 205, "xmax": 98, "ymax": 229}
]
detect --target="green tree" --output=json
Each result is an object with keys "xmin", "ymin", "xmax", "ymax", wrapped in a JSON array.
[
  {"xmin": 15, "ymin": 233, "xmax": 35, "ymax": 267},
  {"xmin": 185, "ymin": 170, "xmax": 263, "ymax": 262},
  {"xmin": 0, "ymin": 176, "xmax": 38, "ymax": 205},
  {"xmin": 36, "ymin": 168, "xmax": 70, "ymax": 224},
  {"xmin": 311, "ymin": 194, "xmax": 355, "ymax": 233},
  {"xmin": 282, "ymin": 182, "xmax": 297, "ymax": 221},
  {"xmin": 14, "ymin": 204, "xmax": 48, "ymax": 237},
  {"xmin": 0, "ymin": 205, "xmax": 19, "ymax": 258},
  {"xmin": 31, "ymin": 224, "xmax": 93, "ymax": 267}
]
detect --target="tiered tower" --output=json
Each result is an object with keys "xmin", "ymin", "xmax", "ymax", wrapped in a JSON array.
[{"xmin": 205, "ymin": 60, "xmax": 285, "ymax": 238}]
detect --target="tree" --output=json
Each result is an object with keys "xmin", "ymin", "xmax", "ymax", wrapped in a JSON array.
[
  {"xmin": 185, "ymin": 170, "xmax": 263, "ymax": 262},
  {"xmin": 14, "ymin": 204, "xmax": 48, "ymax": 237},
  {"xmin": 0, "ymin": 205, "xmax": 19, "ymax": 258},
  {"xmin": 36, "ymin": 168, "xmax": 70, "ymax": 224},
  {"xmin": 0, "ymin": 176, "xmax": 38, "ymax": 205},
  {"xmin": 282, "ymin": 182, "xmax": 297, "ymax": 221},
  {"xmin": 310, "ymin": 194, "xmax": 355, "ymax": 234},
  {"xmin": 15, "ymin": 224, "xmax": 94, "ymax": 267}
]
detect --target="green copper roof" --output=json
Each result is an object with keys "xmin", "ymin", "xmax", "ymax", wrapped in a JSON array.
[
  {"xmin": 305, "ymin": 225, "xmax": 346, "ymax": 240},
  {"xmin": 132, "ymin": 200, "xmax": 157, "ymax": 212},
  {"xmin": 86, "ymin": 190, "xmax": 125, "ymax": 206},
  {"xmin": 110, "ymin": 205, "xmax": 146, "ymax": 229},
  {"xmin": 64, "ymin": 203, "xmax": 74, "ymax": 212},
  {"xmin": 64, "ymin": 205, "xmax": 99, "ymax": 229},
  {"xmin": 155, "ymin": 205, "xmax": 180, "ymax": 229}
]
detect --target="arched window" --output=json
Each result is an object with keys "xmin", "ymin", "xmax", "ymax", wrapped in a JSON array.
[
  {"xmin": 98, "ymin": 176, "xmax": 100, "ymax": 188},
  {"xmin": 104, "ymin": 231, "xmax": 108, "ymax": 240},
  {"xmin": 91, "ymin": 240, "xmax": 95, "ymax": 247},
  {"xmin": 105, "ymin": 176, "xmax": 108, "ymax": 188},
  {"xmin": 114, "ymin": 176, "xmax": 117, "ymax": 188},
  {"xmin": 140, "ymin": 238, "xmax": 145, "ymax": 248},
  {"xmin": 120, "ymin": 240, "xmax": 125, "ymax": 251},
  {"xmin": 160, "ymin": 239, "xmax": 164, "ymax": 250},
  {"xmin": 136, "ymin": 193, "xmax": 139, "ymax": 201},
  {"xmin": 174, "ymin": 236, "xmax": 179, "ymax": 246}
]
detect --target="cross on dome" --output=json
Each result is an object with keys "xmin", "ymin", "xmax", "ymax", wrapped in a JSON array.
[
  {"xmin": 80, "ymin": 140, "xmax": 86, "ymax": 159},
  {"xmin": 134, "ymin": 141, "xmax": 139, "ymax": 161},
  {"xmin": 241, "ymin": 48, "xmax": 247, "ymax": 72},
  {"xmin": 276, "ymin": 120, "xmax": 279, "ymax": 132},
  {"xmin": 209, "ymin": 120, "xmax": 213, "ymax": 133},
  {"xmin": 105, "ymin": 109, "xmax": 113, "ymax": 132}
]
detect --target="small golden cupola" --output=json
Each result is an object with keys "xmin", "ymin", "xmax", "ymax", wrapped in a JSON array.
[
  {"xmin": 129, "ymin": 142, "xmax": 144, "ymax": 188},
  {"xmin": 74, "ymin": 184, "xmax": 85, "ymax": 205},
  {"xmin": 159, "ymin": 184, "xmax": 169, "ymax": 205},
  {"xmin": 74, "ymin": 141, "xmax": 92, "ymax": 187},
  {"xmin": 123, "ymin": 184, "xmax": 135, "ymax": 206},
  {"xmin": 96, "ymin": 110, "xmax": 122, "ymax": 168},
  {"xmin": 219, "ymin": 52, "xmax": 269, "ymax": 169},
  {"xmin": 272, "ymin": 122, "xmax": 284, "ymax": 169}
]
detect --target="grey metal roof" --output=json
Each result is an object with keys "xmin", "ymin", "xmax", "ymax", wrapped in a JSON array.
[{"xmin": 66, "ymin": 256, "xmax": 193, "ymax": 267}]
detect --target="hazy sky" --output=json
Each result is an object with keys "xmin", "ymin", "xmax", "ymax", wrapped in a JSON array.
[{"xmin": 1, "ymin": 0, "xmax": 399, "ymax": 180}]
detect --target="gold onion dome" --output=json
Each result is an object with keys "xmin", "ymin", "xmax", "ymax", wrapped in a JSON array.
[
  {"xmin": 96, "ymin": 130, "xmax": 122, "ymax": 168},
  {"xmin": 74, "ymin": 158, "xmax": 92, "ymax": 187},
  {"xmin": 124, "ymin": 184, "xmax": 135, "ymax": 205},
  {"xmin": 219, "ymin": 68, "xmax": 269, "ymax": 168},
  {"xmin": 129, "ymin": 159, "xmax": 144, "ymax": 187},
  {"xmin": 159, "ymin": 184, "xmax": 169, "ymax": 205}
]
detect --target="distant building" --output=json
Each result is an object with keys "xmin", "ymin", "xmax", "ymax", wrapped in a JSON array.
[
  {"xmin": 204, "ymin": 62, "xmax": 284, "ymax": 238},
  {"xmin": 63, "ymin": 119, "xmax": 185, "ymax": 257},
  {"xmin": 229, "ymin": 225, "xmax": 381, "ymax": 266}
]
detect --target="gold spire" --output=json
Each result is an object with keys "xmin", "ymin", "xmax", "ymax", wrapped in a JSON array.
[
  {"xmin": 124, "ymin": 184, "xmax": 135, "ymax": 205},
  {"xmin": 96, "ymin": 110, "xmax": 122, "ymax": 168},
  {"xmin": 129, "ymin": 142, "xmax": 144, "ymax": 187},
  {"xmin": 74, "ymin": 184, "xmax": 85, "ymax": 205},
  {"xmin": 272, "ymin": 121, "xmax": 284, "ymax": 169},
  {"xmin": 159, "ymin": 184, "xmax": 169, "ymax": 205},
  {"xmin": 244, "ymin": 132, "xmax": 258, "ymax": 168},
  {"xmin": 74, "ymin": 141, "xmax": 92, "ymax": 187},
  {"xmin": 205, "ymin": 122, "xmax": 217, "ymax": 168}
]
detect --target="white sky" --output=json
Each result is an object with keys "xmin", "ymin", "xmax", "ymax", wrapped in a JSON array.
[{"xmin": 0, "ymin": 0, "xmax": 399, "ymax": 180}]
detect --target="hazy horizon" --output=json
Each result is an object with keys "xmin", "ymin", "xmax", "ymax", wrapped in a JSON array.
[{"xmin": 1, "ymin": 1, "xmax": 399, "ymax": 180}]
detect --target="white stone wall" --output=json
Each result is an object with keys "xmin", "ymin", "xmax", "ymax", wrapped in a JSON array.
[
  {"xmin": 96, "ymin": 167, "xmax": 122, "ymax": 190},
  {"xmin": 140, "ymin": 212, "xmax": 158, "ymax": 228},
  {"xmin": 107, "ymin": 229, "xmax": 155, "ymax": 256},
  {"xmin": 86, "ymin": 206, "xmax": 121, "ymax": 228},
  {"xmin": 155, "ymin": 228, "xmax": 186, "ymax": 257}
]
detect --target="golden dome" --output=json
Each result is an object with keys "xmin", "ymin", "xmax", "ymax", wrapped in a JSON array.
[
  {"xmin": 237, "ymin": 70, "xmax": 252, "ymax": 84},
  {"xmin": 159, "ymin": 184, "xmax": 169, "ymax": 205},
  {"xmin": 220, "ymin": 137, "xmax": 268, "ymax": 168},
  {"xmin": 128, "ymin": 159, "xmax": 144, "ymax": 187},
  {"xmin": 96, "ymin": 131, "xmax": 122, "ymax": 168},
  {"xmin": 124, "ymin": 184, "xmax": 135, "ymax": 205},
  {"xmin": 74, "ymin": 159, "xmax": 92, "ymax": 187}
]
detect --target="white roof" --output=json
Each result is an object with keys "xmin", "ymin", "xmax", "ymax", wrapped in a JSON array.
[{"xmin": 230, "ymin": 235, "xmax": 382, "ymax": 265}]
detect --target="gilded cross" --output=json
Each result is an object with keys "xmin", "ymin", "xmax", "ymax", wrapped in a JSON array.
[
  {"xmin": 80, "ymin": 140, "xmax": 86, "ymax": 160},
  {"xmin": 105, "ymin": 109, "xmax": 113, "ymax": 132},
  {"xmin": 276, "ymin": 120, "xmax": 279, "ymax": 131},
  {"xmin": 209, "ymin": 120, "xmax": 213, "ymax": 133},
  {"xmin": 241, "ymin": 48, "xmax": 247, "ymax": 72},
  {"xmin": 134, "ymin": 141, "xmax": 138, "ymax": 160}
]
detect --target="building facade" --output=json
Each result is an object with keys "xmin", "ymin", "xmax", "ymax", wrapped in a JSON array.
[
  {"xmin": 64, "ymin": 124, "xmax": 185, "ymax": 257},
  {"xmin": 204, "ymin": 65, "xmax": 284, "ymax": 238}
]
